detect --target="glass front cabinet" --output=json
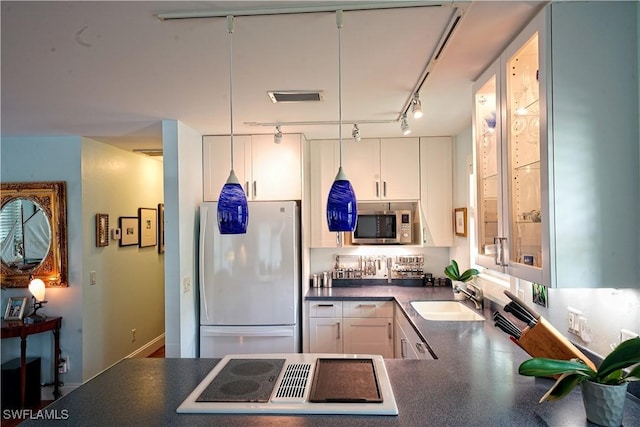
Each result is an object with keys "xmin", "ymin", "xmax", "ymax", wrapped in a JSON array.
[{"xmin": 473, "ymin": 3, "xmax": 639, "ymax": 288}]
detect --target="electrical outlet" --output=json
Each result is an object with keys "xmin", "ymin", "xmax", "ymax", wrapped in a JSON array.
[
  {"xmin": 183, "ymin": 276, "xmax": 192, "ymax": 293},
  {"xmin": 131, "ymin": 328, "xmax": 137, "ymax": 342},
  {"xmin": 567, "ymin": 307, "xmax": 582, "ymax": 334},
  {"xmin": 90, "ymin": 270, "xmax": 97, "ymax": 286},
  {"xmin": 58, "ymin": 355, "xmax": 69, "ymax": 374}
]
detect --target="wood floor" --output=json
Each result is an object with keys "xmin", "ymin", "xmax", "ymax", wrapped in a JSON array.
[{"xmin": 147, "ymin": 346, "xmax": 165, "ymax": 358}]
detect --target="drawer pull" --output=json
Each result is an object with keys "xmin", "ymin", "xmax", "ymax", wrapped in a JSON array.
[
  {"xmin": 357, "ymin": 304, "xmax": 377, "ymax": 308},
  {"xmin": 337, "ymin": 322, "xmax": 341, "ymax": 339},
  {"xmin": 318, "ymin": 304, "xmax": 334, "ymax": 307},
  {"xmin": 388, "ymin": 322, "xmax": 392, "ymax": 339},
  {"xmin": 401, "ymin": 338, "xmax": 408, "ymax": 359}
]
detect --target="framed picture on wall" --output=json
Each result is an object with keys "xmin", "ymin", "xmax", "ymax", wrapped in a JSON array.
[
  {"xmin": 119, "ymin": 216, "xmax": 139, "ymax": 247},
  {"xmin": 138, "ymin": 208, "xmax": 157, "ymax": 248},
  {"xmin": 454, "ymin": 207, "xmax": 468, "ymax": 237},
  {"xmin": 95, "ymin": 213, "xmax": 109, "ymax": 247},
  {"xmin": 158, "ymin": 203, "xmax": 165, "ymax": 254}
]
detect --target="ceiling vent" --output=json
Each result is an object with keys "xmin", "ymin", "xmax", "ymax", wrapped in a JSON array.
[
  {"xmin": 133, "ymin": 149, "xmax": 163, "ymax": 157},
  {"xmin": 267, "ymin": 90, "xmax": 323, "ymax": 103}
]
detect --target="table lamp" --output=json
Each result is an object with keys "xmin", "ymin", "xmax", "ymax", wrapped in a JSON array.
[{"xmin": 24, "ymin": 277, "xmax": 47, "ymax": 324}]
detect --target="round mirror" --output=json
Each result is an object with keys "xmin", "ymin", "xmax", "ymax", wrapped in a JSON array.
[{"xmin": 0, "ymin": 197, "xmax": 52, "ymax": 272}]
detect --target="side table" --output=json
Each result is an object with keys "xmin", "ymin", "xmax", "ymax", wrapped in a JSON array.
[{"xmin": 1, "ymin": 317, "xmax": 62, "ymax": 407}]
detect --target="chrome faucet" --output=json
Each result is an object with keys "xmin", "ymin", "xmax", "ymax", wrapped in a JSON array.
[{"xmin": 453, "ymin": 283, "xmax": 484, "ymax": 310}]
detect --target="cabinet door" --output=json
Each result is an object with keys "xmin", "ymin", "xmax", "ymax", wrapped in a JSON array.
[
  {"xmin": 419, "ymin": 137, "xmax": 453, "ymax": 246},
  {"xmin": 203, "ymin": 135, "xmax": 250, "ymax": 201},
  {"xmin": 343, "ymin": 318, "xmax": 393, "ymax": 358},
  {"xmin": 342, "ymin": 138, "xmax": 380, "ymax": 201},
  {"xmin": 394, "ymin": 318, "xmax": 418, "ymax": 359},
  {"xmin": 250, "ymin": 134, "xmax": 302, "ymax": 200},
  {"xmin": 309, "ymin": 318, "xmax": 342, "ymax": 353},
  {"xmin": 310, "ymin": 140, "xmax": 340, "ymax": 248},
  {"xmin": 503, "ymin": 19, "xmax": 543, "ymax": 283},
  {"xmin": 380, "ymin": 138, "xmax": 420, "ymax": 200}
]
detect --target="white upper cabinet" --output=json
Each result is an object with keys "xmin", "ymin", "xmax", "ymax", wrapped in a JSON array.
[
  {"xmin": 342, "ymin": 138, "xmax": 420, "ymax": 201},
  {"xmin": 419, "ymin": 137, "xmax": 453, "ymax": 247},
  {"xmin": 309, "ymin": 139, "xmax": 340, "ymax": 248},
  {"xmin": 473, "ymin": 2, "xmax": 639, "ymax": 288},
  {"xmin": 203, "ymin": 134, "xmax": 302, "ymax": 201}
]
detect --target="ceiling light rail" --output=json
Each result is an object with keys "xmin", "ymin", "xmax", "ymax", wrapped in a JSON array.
[{"xmin": 155, "ymin": 2, "xmax": 445, "ymax": 20}]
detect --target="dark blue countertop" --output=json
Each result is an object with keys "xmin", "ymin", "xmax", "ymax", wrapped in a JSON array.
[{"xmin": 18, "ymin": 285, "xmax": 640, "ymax": 426}]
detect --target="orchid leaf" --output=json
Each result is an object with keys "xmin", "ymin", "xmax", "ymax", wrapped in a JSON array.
[
  {"xmin": 539, "ymin": 372, "xmax": 588, "ymax": 402},
  {"xmin": 624, "ymin": 364, "xmax": 640, "ymax": 382},
  {"xmin": 519, "ymin": 358, "xmax": 595, "ymax": 377},
  {"xmin": 596, "ymin": 337, "xmax": 640, "ymax": 381}
]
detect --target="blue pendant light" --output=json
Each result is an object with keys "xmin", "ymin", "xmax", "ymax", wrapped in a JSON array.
[
  {"xmin": 218, "ymin": 15, "xmax": 248, "ymax": 234},
  {"xmin": 327, "ymin": 10, "xmax": 357, "ymax": 232}
]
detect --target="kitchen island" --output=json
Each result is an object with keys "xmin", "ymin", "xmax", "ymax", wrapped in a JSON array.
[{"xmin": 19, "ymin": 286, "xmax": 640, "ymax": 426}]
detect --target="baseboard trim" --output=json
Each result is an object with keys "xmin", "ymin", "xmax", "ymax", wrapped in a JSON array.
[{"xmin": 126, "ymin": 333, "xmax": 165, "ymax": 359}]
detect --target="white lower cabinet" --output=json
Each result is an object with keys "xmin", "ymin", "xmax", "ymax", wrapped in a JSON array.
[
  {"xmin": 394, "ymin": 305, "xmax": 432, "ymax": 360},
  {"xmin": 307, "ymin": 300, "xmax": 394, "ymax": 358}
]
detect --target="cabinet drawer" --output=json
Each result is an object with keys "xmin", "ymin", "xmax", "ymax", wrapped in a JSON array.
[
  {"xmin": 343, "ymin": 301, "xmax": 393, "ymax": 318},
  {"xmin": 309, "ymin": 301, "xmax": 343, "ymax": 318}
]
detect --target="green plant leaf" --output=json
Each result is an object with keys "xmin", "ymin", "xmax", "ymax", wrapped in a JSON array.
[
  {"xmin": 596, "ymin": 337, "xmax": 640, "ymax": 382},
  {"xmin": 519, "ymin": 358, "xmax": 595, "ymax": 377},
  {"xmin": 624, "ymin": 364, "xmax": 640, "ymax": 382},
  {"xmin": 444, "ymin": 265, "xmax": 458, "ymax": 281},
  {"xmin": 458, "ymin": 269, "xmax": 480, "ymax": 282},
  {"xmin": 540, "ymin": 372, "xmax": 589, "ymax": 402}
]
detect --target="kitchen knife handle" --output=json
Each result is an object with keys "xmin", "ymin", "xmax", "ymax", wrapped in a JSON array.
[{"xmin": 504, "ymin": 290, "xmax": 541, "ymax": 319}]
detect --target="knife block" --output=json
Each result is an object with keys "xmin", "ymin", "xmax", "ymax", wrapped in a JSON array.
[{"xmin": 518, "ymin": 317, "xmax": 597, "ymax": 371}]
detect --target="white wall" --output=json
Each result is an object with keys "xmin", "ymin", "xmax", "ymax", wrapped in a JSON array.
[
  {"xmin": 81, "ymin": 138, "xmax": 165, "ymax": 379},
  {"xmin": 162, "ymin": 120, "xmax": 202, "ymax": 358}
]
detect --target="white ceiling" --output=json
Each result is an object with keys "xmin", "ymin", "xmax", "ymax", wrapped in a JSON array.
[{"xmin": 1, "ymin": 1, "xmax": 544, "ymax": 152}]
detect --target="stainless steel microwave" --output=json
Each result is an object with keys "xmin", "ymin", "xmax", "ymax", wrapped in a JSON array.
[{"xmin": 351, "ymin": 210, "xmax": 413, "ymax": 245}]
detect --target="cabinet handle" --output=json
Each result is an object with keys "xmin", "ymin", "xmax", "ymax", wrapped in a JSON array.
[
  {"xmin": 336, "ymin": 232, "xmax": 342, "ymax": 247},
  {"xmin": 357, "ymin": 304, "xmax": 377, "ymax": 308},
  {"xmin": 401, "ymin": 338, "xmax": 408, "ymax": 359},
  {"xmin": 388, "ymin": 322, "xmax": 392, "ymax": 339},
  {"xmin": 318, "ymin": 304, "xmax": 334, "ymax": 307},
  {"xmin": 494, "ymin": 237, "xmax": 508, "ymax": 266},
  {"xmin": 383, "ymin": 181, "xmax": 387, "ymax": 197},
  {"xmin": 244, "ymin": 181, "xmax": 250, "ymax": 197},
  {"xmin": 337, "ymin": 322, "xmax": 341, "ymax": 339},
  {"xmin": 415, "ymin": 342, "xmax": 426, "ymax": 353},
  {"xmin": 375, "ymin": 182, "xmax": 379, "ymax": 197},
  {"xmin": 253, "ymin": 181, "xmax": 257, "ymax": 198}
]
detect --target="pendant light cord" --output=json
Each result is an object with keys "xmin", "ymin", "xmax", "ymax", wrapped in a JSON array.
[
  {"xmin": 337, "ymin": 10, "xmax": 343, "ymax": 168},
  {"xmin": 227, "ymin": 15, "xmax": 235, "ymax": 171}
]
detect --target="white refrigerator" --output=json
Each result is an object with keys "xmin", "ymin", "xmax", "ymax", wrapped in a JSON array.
[{"xmin": 199, "ymin": 201, "xmax": 300, "ymax": 357}]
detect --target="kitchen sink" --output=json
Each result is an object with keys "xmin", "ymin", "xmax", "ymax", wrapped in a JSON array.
[{"xmin": 410, "ymin": 301, "xmax": 485, "ymax": 321}]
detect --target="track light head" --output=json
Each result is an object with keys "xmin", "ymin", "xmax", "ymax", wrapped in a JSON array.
[
  {"xmin": 352, "ymin": 124, "xmax": 361, "ymax": 142},
  {"xmin": 274, "ymin": 125, "xmax": 283, "ymax": 144},
  {"xmin": 411, "ymin": 93, "xmax": 423, "ymax": 119},
  {"xmin": 400, "ymin": 114, "xmax": 411, "ymax": 135}
]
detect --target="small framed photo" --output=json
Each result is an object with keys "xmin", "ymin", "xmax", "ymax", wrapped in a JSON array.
[
  {"xmin": 96, "ymin": 213, "xmax": 110, "ymax": 247},
  {"xmin": 454, "ymin": 207, "xmax": 468, "ymax": 237},
  {"xmin": 138, "ymin": 208, "xmax": 157, "ymax": 248},
  {"xmin": 4, "ymin": 297, "xmax": 27, "ymax": 320},
  {"xmin": 119, "ymin": 216, "xmax": 139, "ymax": 247},
  {"xmin": 157, "ymin": 203, "xmax": 165, "ymax": 254}
]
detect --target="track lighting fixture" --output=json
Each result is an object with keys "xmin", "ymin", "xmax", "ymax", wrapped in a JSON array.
[
  {"xmin": 400, "ymin": 113, "xmax": 411, "ymax": 135},
  {"xmin": 352, "ymin": 124, "xmax": 361, "ymax": 142},
  {"xmin": 411, "ymin": 93, "xmax": 423, "ymax": 119},
  {"xmin": 274, "ymin": 125, "xmax": 282, "ymax": 144}
]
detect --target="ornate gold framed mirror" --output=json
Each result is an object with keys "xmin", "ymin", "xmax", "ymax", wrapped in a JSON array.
[{"xmin": 1, "ymin": 181, "xmax": 68, "ymax": 288}]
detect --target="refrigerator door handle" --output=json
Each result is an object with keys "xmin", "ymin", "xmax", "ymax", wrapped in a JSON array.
[
  {"xmin": 201, "ymin": 327, "xmax": 294, "ymax": 337},
  {"xmin": 199, "ymin": 206, "xmax": 209, "ymax": 321}
]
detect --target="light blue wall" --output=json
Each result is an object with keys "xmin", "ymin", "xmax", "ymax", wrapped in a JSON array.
[{"xmin": 1, "ymin": 136, "xmax": 84, "ymax": 386}]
